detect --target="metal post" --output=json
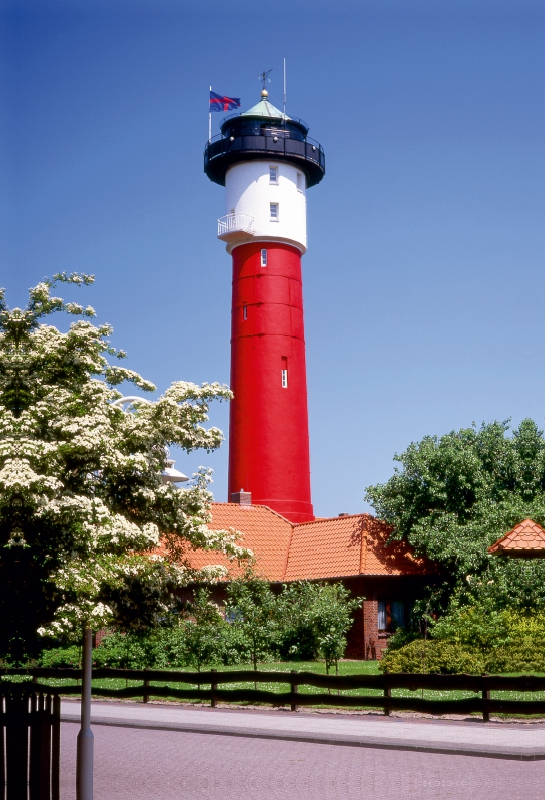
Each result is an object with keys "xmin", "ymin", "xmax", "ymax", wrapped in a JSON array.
[
  {"xmin": 76, "ymin": 627, "xmax": 94, "ymax": 800},
  {"xmin": 283, "ymin": 58, "xmax": 286, "ymax": 118},
  {"xmin": 209, "ymin": 86, "xmax": 212, "ymax": 142}
]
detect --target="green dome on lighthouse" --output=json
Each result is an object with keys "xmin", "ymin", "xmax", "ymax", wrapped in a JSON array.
[{"xmin": 240, "ymin": 89, "xmax": 289, "ymax": 121}]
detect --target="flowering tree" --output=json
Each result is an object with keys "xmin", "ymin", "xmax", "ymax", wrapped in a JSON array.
[{"xmin": 0, "ymin": 273, "xmax": 247, "ymax": 660}]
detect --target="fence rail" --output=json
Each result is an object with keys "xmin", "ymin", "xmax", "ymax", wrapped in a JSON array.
[{"xmin": 3, "ymin": 668, "xmax": 545, "ymax": 722}]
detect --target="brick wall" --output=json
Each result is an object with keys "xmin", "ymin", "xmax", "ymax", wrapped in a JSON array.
[
  {"xmin": 345, "ymin": 604, "xmax": 365, "ymax": 659},
  {"xmin": 362, "ymin": 599, "xmax": 390, "ymax": 660}
]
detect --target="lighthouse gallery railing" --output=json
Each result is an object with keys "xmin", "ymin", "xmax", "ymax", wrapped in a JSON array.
[{"xmin": 217, "ymin": 212, "xmax": 254, "ymax": 238}]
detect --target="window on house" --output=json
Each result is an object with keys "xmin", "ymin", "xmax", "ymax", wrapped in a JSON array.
[
  {"xmin": 261, "ymin": 249, "xmax": 268, "ymax": 267},
  {"xmin": 378, "ymin": 600, "xmax": 405, "ymax": 631},
  {"xmin": 378, "ymin": 601, "xmax": 387, "ymax": 631},
  {"xmin": 270, "ymin": 202, "xmax": 279, "ymax": 221},
  {"xmin": 269, "ymin": 166, "xmax": 278, "ymax": 184},
  {"xmin": 391, "ymin": 601, "xmax": 405, "ymax": 629},
  {"xmin": 296, "ymin": 172, "xmax": 304, "ymax": 192},
  {"xmin": 281, "ymin": 370, "xmax": 288, "ymax": 388},
  {"xmin": 243, "ymin": 305, "xmax": 247, "ymax": 320}
]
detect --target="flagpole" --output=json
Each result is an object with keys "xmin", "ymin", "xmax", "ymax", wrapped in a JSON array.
[
  {"xmin": 283, "ymin": 58, "xmax": 286, "ymax": 118},
  {"xmin": 209, "ymin": 85, "xmax": 212, "ymax": 141}
]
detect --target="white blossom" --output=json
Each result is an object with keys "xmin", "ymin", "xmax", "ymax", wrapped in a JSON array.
[{"xmin": 0, "ymin": 274, "xmax": 250, "ymax": 643}]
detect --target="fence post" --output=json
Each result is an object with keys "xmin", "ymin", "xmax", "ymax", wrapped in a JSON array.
[
  {"xmin": 211, "ymin": 669, "xmax": 217, "ymax": 708},
  {"xmin": 143, "ymin": 671, "xmax": 150, "ymax": 705},
  {"xmin": 383, "ymin": 685, "xmax": 391, "ymax": 716},
  {"xmin": 482, "ymin": 675, "xmax": 490, "ymax": 722},
  {"xmin": 290, "ymin": 670, "xmax": 298, "ymax": 712}
]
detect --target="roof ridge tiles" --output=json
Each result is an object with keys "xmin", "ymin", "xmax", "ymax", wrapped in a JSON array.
[
  {"xmin": 210, "ymin": 501, "xmax": 295, "ymax": 523},
  {"xmin": 293, "ymin": 512, "xmax": 374, "ymax": 527}
]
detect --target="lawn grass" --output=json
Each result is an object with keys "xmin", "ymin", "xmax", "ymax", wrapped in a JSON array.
[{"xmin": 23, "ymin": 659, "xmax": 545, "ymax": 713}]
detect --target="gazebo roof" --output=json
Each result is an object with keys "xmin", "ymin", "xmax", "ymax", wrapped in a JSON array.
[{"xmin": 488, "ymin": 519, "xmax": 545, "ymax": 557}]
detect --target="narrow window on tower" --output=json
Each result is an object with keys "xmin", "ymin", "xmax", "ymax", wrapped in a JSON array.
[
  {"xmin": 270, "ymin": 203, "xmax": 279, "ymax": 221},
  {"xmin": 281, "ymin": 357, "xmax": 288, "ymax": 388},
  {"xmin": 260, "ymin": 249, "xmax": 268, "ymax": 267},
  {"xmin": 243, "ymin": 305, "xmax": 248, "ymax": 320},
  {"xmin": 269, "ymin": 166, "xmax": 278, "ymax": 184},
  {"xmin": 296, "ymin": 172, "xmax": 304, "ymax": 192}
]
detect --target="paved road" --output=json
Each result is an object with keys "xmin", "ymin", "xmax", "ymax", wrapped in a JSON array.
[{"xmin": 60, "ymin": 721, "xmax": 545, "ymax": 800}]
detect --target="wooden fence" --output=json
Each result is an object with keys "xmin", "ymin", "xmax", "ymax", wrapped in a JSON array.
[
  {"xmin": 0, "ymin": 684, "xmax": 60, "ymax": 800},
  {"xmin": 3, "ymin": 668, "xmax": 545, "ymax": 723}
]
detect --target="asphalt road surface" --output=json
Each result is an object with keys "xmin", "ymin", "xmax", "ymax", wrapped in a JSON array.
[{"xmin": 60, "ymin": 721, "xmax": 545, "ymax": 800}]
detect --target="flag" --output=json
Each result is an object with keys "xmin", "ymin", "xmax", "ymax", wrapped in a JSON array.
[{"xmin": 210, "ymin": 91, "xmax": 241, "ymax": 112}]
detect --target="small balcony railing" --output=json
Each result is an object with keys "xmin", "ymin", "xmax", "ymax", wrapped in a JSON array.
[{"xmin": 217, "ymin": 212, "xmax": 254, "ymax": 239}]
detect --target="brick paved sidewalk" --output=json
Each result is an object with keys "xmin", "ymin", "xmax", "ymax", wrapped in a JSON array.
[
  {"xmin": 62, "ymin": 699, "xmax": 545, "ymax": 759},
  {"xmin": 60, "ymin": 722, "xmax": 545, "ymax": 800}
]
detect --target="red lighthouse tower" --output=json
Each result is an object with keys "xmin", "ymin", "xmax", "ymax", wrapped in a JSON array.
[{"xmin": 204, "ymin": 90, "xmax": 325, "ymax": 523}]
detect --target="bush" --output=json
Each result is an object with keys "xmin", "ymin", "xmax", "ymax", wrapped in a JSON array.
[
  {"xmin": 36, "ymin": 579, "xmax": 363, "ymax": 672},
  {"xmin": 40, "ymin": 645, "xmax": 82, "ymax": 668},
  {"xmin": 379, "ymin": 639, "xmax": 485, "ymax": 674},
  {"xmin": 485, "ymin": 640, "xmax": 545, "ymax": 673},
  {"xmin": 91, "ymin": 632, "xmax": 163, "ymax": 669},
  {"xmin": 275, "ymin": 582, "xmax": 362, "ymax": 672}
]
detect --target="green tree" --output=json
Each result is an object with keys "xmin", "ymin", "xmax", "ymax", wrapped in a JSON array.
[
  {"xmin": 307, "ymin": 584, "xmax": 361, "ymax": 674},
  {"xmin": 182, "ymin": 588, "xmax": 226, "ymax": 671},
  {"xmin": 276, "ymin": 582, "xmax": 362, "ymax": 673},
  {"xmin": 0, "ymin": 274, "xmax": 248, "ymax": 661},
  {"xmin": 365, "ymin": 419, "xmax": 545, "ymax": 615},
  {"xmin": 226, "ymin": 574, "xmax": 278, "ymax": 672},
  {"xmin": 276, "ymin": 581, "xmax": 322, "ymax": 661}
]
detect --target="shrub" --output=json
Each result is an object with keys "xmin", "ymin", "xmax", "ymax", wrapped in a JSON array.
[
  {"xmin": 275, "ymin": 582, "xmax": 362, "ymax": 672},
  {"xmin": 40, "ymin": 645, "xmax": 82, "ymax": 668},
  {"xmin": 379, "ymin": 639, "xmax": 484, "ymax": 674},
  {"xmin": 91, "ymin": 632, "xmax": 161, "ymax": 669},
  {"xmin": 485, "ymin": 640, "xmax": 545, "ymax": 673}
]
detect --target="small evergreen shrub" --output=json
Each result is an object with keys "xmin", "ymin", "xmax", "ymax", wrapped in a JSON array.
[
  {"xmin": 485, "ymin": 641, "xmax": 545, "ymax": 674},
  {"xmin": 379, "ymin": 639, "xmax": 484, "ymax": 674},
  {"xmin": 40, "ymin": 645, "xmax": 82, "ymax": 668}
]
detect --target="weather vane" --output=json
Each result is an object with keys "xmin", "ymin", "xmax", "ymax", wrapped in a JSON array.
[{"xmin": 258, "ymin": 69, "xmax": 272, "ymax": 90}]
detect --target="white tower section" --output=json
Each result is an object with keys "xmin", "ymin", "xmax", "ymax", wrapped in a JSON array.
[{"xmin": 222, "ymin": 160, "xmax": 307, "ymax": 255}]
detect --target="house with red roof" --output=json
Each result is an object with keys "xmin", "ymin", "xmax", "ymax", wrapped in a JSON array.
[{"xmin": 187, "ymin": 495, "xmax": 440, "ymax": 660}]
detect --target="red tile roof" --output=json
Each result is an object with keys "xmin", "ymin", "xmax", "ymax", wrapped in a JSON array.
[
  {"xmin": 285, "ymin": 513, "xmax": 435, "ymax": 580},
  {"xmin": 187, "ymin": 503, "xmax": 293, "ymax": 581},
  {"xmin": 186, "ymin": 503, "xmax": 435, "ymax": 581},
  {"xmin": 488, "ymin": 519, "xmax": 545, "ymax": 554}
]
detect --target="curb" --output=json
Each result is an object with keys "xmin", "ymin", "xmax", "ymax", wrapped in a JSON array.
[{"xmin": 61, "ymin": 714, "xmax": 545, "ymax": 761}]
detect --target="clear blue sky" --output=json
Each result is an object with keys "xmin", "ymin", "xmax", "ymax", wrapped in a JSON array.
[{"xmin": 2, "ymin": 0, "xmax": 544, "ymax": 517}]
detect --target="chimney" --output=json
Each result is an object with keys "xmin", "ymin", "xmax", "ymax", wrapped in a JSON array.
[
  {"xmin": 338, "ymin": 513, "xmax": 349, "ymax": 517},
  {"xmin": 231, "ymin": 490, "xmax": 252, "ymax": 506}
]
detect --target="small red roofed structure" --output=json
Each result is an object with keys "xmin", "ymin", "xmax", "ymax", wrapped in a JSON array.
[{"xmin": 488, "ymin": 519, "xmax": 545, "ymax": 558}]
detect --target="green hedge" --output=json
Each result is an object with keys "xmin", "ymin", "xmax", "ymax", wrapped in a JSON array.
[
  {"xmin": 379, "ymin": 638, "xmax": 545, "ymax": 674},
  {"xmin": 379, "ymin": 640, "xmax": 484, "ymax": 674}
]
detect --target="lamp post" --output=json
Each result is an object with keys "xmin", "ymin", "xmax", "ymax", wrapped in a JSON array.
[
  {"xmin": 76, "ymin": 628, "xmax": 94, "ymax": 800},
  {"xmin": 75, "ymin": 395, "xmax": 188, "ymax": 799}
]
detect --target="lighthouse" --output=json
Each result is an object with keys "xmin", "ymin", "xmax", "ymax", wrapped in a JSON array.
[{"xmin": 204, "ymin": 88, "xmax": 325, "ymax": 523}]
